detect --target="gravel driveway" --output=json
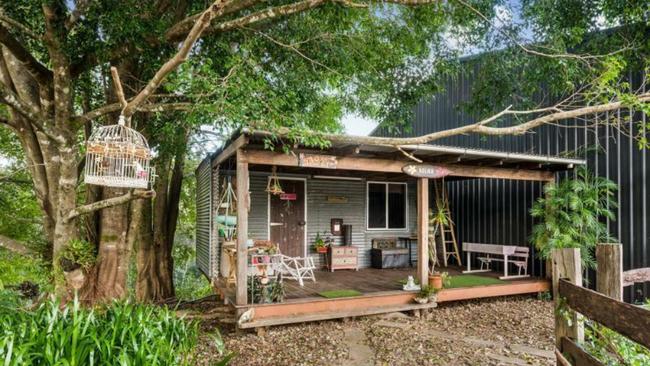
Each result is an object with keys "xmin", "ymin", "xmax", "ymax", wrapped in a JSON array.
[{"xmin": 198, "ymin": 295, "xmax": 555, "ymax": 366}]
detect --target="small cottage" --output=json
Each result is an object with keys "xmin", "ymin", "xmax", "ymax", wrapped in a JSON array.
[{"xmin": 195, "ymin": 129, "xmax": 583, "ymax": 329}]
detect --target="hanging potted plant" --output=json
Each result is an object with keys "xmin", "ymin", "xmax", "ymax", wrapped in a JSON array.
[{"xmin": 266, "ymin": 166, "xmax": 284, "ymax": 196}]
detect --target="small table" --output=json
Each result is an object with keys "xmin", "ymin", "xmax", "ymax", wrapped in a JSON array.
[
  {"xmin": 398, "ymin": 236, "xmax": 418, "ymax": 267},
  {"xmin": 462, "ymin": 242, "xmax": 529, "ymax": 280}
]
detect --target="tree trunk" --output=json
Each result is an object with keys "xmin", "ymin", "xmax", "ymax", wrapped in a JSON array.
[{"xmin": 92, "ymin": 187, "xmax": 131, "ymax": 300}]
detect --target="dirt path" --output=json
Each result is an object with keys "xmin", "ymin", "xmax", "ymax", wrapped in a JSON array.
[
  {"xmin": 197, "ymin": 296, "xmax": 555, "ymax": 366},
  {"xmin": 341, "ymin": 327, "xmax": 374, "ymax": 366}
]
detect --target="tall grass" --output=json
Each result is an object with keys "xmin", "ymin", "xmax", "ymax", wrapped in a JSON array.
[{"xmin": 0, "ymin": 296, "xmax": 227, "ymax": 365}]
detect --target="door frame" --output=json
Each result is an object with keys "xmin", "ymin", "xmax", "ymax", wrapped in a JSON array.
[{"xmin": 267, "ymin": 176, "xmax": 308, "ymax": 257}]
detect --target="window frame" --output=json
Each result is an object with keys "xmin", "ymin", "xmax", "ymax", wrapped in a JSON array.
[{"xmin": 366, "ymin": 181, "xmax": 408, "ymax": 231}]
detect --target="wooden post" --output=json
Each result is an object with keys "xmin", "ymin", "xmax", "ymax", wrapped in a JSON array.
[
  {"xmin": 551, "ymin": 248, "xmax": 584, "ymax": 348},
  {"xmin": 236, "ymin": 149, "xmax": 249, "ymax": 306},
  {"xmin": 417, "ymin": 178, "xmax": 429, "ymax": 287},
  {"xmin": 596, "ymin": 243, "xmax": 623, "ymax": 301},
  {"xmin": 544, "ymin": 178, "xmax": 555, "ymax": 280}
]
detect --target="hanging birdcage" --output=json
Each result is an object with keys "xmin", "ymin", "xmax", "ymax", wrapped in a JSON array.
[{"xmin": 84, "ymin": 117, "xmax": 155, "ymax": 189}]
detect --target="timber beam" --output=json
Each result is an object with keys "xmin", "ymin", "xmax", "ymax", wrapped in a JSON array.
[
  {"xmin": 212, "ymin": 135, "xmax": 249, "ymax": 168},
  {"xmin": 241, "ymin": 149, "xmax": 555, "ymax": 182}
]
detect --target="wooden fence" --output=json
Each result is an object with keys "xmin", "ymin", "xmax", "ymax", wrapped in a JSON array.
[{"xmin": 553, "ymin": 244, "xmax": 650, "ymax": 366}]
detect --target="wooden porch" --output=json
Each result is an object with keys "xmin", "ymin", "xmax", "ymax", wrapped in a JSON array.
[
  {"xmin": 202, "ymin": 130, "xmax": 578, "ymax": 329},
  {"xmin": 217, "ymin": 267, "xmax": 550, "ymax": 329}
]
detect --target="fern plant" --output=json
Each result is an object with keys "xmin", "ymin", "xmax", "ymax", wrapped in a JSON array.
[
  {"xmin": 530, "ymin": 167, "xmax": 617, "ymax": 268},
  {"xmin": 59, "ymin": 239, "xmax": 96, "ymax": 271}
]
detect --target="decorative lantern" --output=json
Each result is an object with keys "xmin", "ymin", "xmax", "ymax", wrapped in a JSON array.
[{"xmin": 84, "ymin": 116, "xmax": 154, "ymax": 189}]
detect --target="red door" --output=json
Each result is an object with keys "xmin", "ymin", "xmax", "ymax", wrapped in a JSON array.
[{"xmin": 269, "ymin": 179, "xmax": 306, "ymax": 257}]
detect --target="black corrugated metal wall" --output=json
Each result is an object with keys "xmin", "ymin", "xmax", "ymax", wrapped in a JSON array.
[{"xmin": 374, "ymin": 63, "xmax": 649, "ymax": 302}]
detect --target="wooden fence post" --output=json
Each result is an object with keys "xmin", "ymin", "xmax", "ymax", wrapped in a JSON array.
[
  {"xmin": 551, "ymin": 248, "xmax": 584, "ymax": 348},
  {"xmin": 596, "ymin": 243, "xmax": 623, "ymax": 301}
]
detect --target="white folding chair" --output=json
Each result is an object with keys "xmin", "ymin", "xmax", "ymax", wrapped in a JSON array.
[{"xmin": 274, "ymin": 254, "xmax": 316, "ymax": 287}]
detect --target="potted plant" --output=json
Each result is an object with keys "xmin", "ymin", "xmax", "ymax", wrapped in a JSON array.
[
  {"xmin": 414, "ymin": 285, "xmax": 437, "ymax": 304},
  {"xmin": 428, "ymin": 200, "xmax": 449, "ymax": 289},
  {"xmin": 312, "ymin": 232, "xmax": 328, "ymax": 253}
]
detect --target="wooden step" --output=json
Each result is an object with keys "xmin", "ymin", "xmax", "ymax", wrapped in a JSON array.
[{"xmin": 239, "ymin": 302, "xmax": 438, "ymax": 329}]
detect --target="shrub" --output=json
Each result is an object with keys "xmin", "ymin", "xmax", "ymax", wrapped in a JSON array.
[
  {"xmin": 585, "ymin": 321, "xmax": 650, "ymax": 366},
  {"xmin": 530, "ymin": 167, "xmax": 617, "ymax": 268},
  {"xmin": 173, "ymin": 244, "xmax": 213, "ymax": 301},
  {"xmin": 0, "ymin": 248, "xmax": 49, "ymax": 289},
  {"xmin": 0, "ymin": 296, "xmax": 228, "ymax": 365}
]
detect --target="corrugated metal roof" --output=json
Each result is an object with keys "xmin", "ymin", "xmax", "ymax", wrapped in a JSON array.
[{"xmin": 243, "ymin": 129, "xmax": 585, "ymax": 170}]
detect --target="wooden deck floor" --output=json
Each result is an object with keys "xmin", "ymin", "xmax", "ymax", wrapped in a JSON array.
[
  {"xmin": 283, "ymin": 267, "xmax": 416, "ymax": 299},
  {"xmin": 216, "ymin": 267, "xmax": 550, "ymax": 329},
  {"xmin": 282, "ymin": 266, "xmax": 540, "ymax": 300}
]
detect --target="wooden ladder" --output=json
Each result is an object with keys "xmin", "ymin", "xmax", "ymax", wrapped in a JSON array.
[{"xmin": 433, "ymin": 179, "xmax": 462, "ymax": 267}]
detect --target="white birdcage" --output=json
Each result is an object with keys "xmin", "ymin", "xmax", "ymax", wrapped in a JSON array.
[{"xmin": 84, "ymin": 117, "xmax": 155, "ymax": 189}]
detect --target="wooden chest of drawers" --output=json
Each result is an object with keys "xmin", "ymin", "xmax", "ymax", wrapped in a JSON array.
[{"xmin": 327, "ymin": 246, "xmax": 358, "ymax": 272}]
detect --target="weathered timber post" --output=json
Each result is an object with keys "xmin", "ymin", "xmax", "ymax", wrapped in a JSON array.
[
  {"xmin": 417, "ymin": 178, "xmax": 429, "ymax": 287},
  {"xmin": 551, "ymin": 248, "xmax": 584, "ymax": 348},
  {"xmin": 596, "ymin": 243, "xmax": 623, "ymax": 301},
  {"xmin": 236, "ymin": 149, "xmax": 250, "ymax": 307}
]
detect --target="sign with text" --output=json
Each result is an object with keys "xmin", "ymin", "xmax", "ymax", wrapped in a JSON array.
[
  {"xmin": 402, "ymin": 164, "xmax": 451, "ymax": 179},
  {"xmin": 298, "ymin": 153, "xmax": 338, "ymax": 169},
  {"xmin": 280, "ymin": 193, "xmax": 297, "ymax": 201}
]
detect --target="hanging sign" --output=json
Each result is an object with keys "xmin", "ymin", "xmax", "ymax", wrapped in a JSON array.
[
  {"xmin": 327, "ymin": 196, "xmax": 348, "ymax": 204},
  {"xmin": 402, "ymin": 164, "xmax": 451, "ymax": 179},
  {"xmin": 280, "ymin": 193, "xmax": 297, "ymax": 201},
  {"xmin": 299, "ymin": 153, "xmax": 338, "ymax": 169}
]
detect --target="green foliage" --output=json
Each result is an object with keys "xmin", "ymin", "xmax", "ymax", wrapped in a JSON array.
[
  {"xmin": 0, "ymin": 129, "xmax": 44, "ymax": 251},
  {"xmin": 530, "ymin": 167, "xmax": 617, "ymax": 268},
  {"xmin": 249, "ymin": 275, "xmax": 285, "ymax": 304},
  {"xmin": 60, "ymin": 239, "xmax": 97, "ymax": 270},
  {"xmin": 0, "ymin": 297, "xmax": 230, "ymax": 366},
  {"xmin": 0, "ymin": 248, "xmax": 49, "ymax": 290},
  {"xmin": 417, "ymin": 285, "xmax": 438, "ymax": 299},
  {"xmin": 173, "ymin": 244, "xmax": 213, "ymax": 301},
  {"xmin": 585, "ymin": 322, "xmax": 650, "ymax": 366}
]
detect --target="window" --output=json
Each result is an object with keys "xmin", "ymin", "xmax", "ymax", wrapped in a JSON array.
[{"xmin": 367, "ymin": 182, "xmax": 407, "ymax": 230}]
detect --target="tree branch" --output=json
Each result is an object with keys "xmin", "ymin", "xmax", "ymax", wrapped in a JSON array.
[
  {"xmin": 65, "ymin": 189, "xmax": 156, "ymax": 222},
  {"xmin": 0, "ymin": 234, "xmax": 33, "ymax": 256},
  {"xmin": 0, "ymin": 10, "xmax": 41, "ymax": 40},
  {"xmin": 0, "ymin": 81, "xmax": 42, "ymax": 124},
  {"xmin": 208, "ymin": 0, "xmax": 329, "ymax": 35},
  {"xmin": 165, "ymin": 0, "xmax": 263, "ymax": 42},
  {"xmin": 74, "ymin": 102, "xmax": 192, "ymax": 123},
  {"xmin": 121, "ymin": 0, "xmax": 228, "ymax": 120},
  {"xmin": 110, "ymin": 66, "xmax": 128, "ymax": 111},
  {"xmin": 453, "ymin": 0, "xmax": 631, "ymax": 61},
  {"xmin": 0, "ymin": 81, "xmax": 64, "ymax": 143},
  {"xmin": 0, "ymin": 24, "xmax": 52, "ymax": 85},
  {"xmin": 260, "ymin": 92, "xmax": 650, "ymax": 146}
]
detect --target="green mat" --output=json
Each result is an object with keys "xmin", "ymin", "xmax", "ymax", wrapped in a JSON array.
[
  {"xmin": 318, "ymin": 289, "xmax": 362, "ymax": 298},
  {"xmin": 446, "ymin": 274, "xmax": 507, "ymax": 288},
  {"xmin": 398, "ymin": 275, "xmax": 507, "ymax": 289}
]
